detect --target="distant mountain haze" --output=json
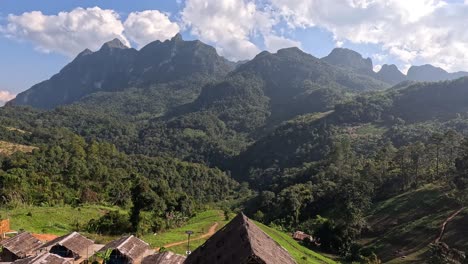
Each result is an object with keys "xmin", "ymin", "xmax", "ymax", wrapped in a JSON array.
[
  {"xmin": 376, "ymin": 64, "xmax": 407, "ymax": 85},
  {"xmin": 322, "ymin": 48, "xmax": 374, "ymax": 75},
  {"xmin": 321, "ymin": 48, "xmax": 468, "ymax": 85}
]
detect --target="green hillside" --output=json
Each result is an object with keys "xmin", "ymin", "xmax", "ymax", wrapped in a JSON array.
[
  {"xmin": 255, "ymin": 221, "xmax": 337, "ymax": 264},
  {"xmin": 364, "ymin": 184, "xmax": 464, "ymax": 262}
]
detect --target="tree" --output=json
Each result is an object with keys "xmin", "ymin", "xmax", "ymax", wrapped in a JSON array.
[
  {"xmin": 130, "ymin": 176, "xmax": 160, "ymax": 232},
  {"xmin": 430, "ymin": 133, "xmax": 444, "ymax": 179}
]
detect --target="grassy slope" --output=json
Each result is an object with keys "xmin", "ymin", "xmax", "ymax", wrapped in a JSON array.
[
  {"xmin": 363, "ymin": 184, "xmax": 462, "ymax": 263},
  {"xmin": 0, "ymin": 205, "xmax": 114, "ymax": 235},
  {"xmin": 255, "ymin": 221, "xmax": 337, "ymax": 264},
  {"xmin": 142, "ymin": 210, "xmax": 229, "ymax": 254},
  {"xmin": 1, "ymin": 207, "xmax": 336, "ymax": 262}
]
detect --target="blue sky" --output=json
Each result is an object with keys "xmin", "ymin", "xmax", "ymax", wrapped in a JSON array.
[{"xmin": 1, "ymin": 0, "xmax": 467, "ymax": 100}]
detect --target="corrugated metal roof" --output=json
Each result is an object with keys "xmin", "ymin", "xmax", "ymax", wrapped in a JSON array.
[
  {"xmin": 40, "ymin": 232, "xmax": 94, "ymax": 258},
  {"xmin": 185, "ymin": 213, "xmax": 297, "ymax": 264},
  {"xmin": 13, "ymin": 253, "xmax": 72, "ymax": 264},
  {"xmin": 142, "ymin": 251, "xmax": 186, "ymax": 264},
  {"xmin": 0, "ymin": 232, "xmax": 43, "ymax": 258},
  {"xmin": 98, "ymin": 235, "xmax": 150, "ymax": 262}
]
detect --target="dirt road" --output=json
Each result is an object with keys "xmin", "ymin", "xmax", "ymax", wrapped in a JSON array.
[{"xmin": 156, "ymin": 222, "xmax": 219, "ymax": 250}]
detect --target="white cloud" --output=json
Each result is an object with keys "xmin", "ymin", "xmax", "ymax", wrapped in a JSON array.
[
  {"xmin": 1, "ymin": 7, "xmax": 129, "ymax": 57},
  {"xmin": 372, "ymin": 53, "xmax": 387, "ymax": 63},
  {"xmin": 373, "ymin": 64, "xmax": 382, "ymax": 72},
  {"xmin": 181, "ymin": 0, "xmax": 299, "ymax": 61},
  {"xmin": 181, "ymin": 0, "xmax": 264, "ymax": 60},
  {"xmin": 264, "ymin": 34, "xmax": 301, "ymax": 52},
  {"xmin": 268, "ymin": 0, "xmax": 468, "ymax": 72},
  {"xmin": 0, "ymin": 90, "xmax": 16, "ymax": 105},
  {"xmin": 124, "ymin": 10, "xmax": 180, "ymax": 48}
]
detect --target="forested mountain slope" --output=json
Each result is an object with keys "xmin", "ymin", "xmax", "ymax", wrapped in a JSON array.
[
  {"xmin": 10, "ymin": 34, "xmax": 234, "ymax": 109},
  {"xmin": 2, "ymin": 37, "xmax": 468, "ymax": 263}
]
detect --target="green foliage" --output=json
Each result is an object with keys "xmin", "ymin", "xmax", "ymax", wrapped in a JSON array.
[{"xmin": 87, "ymin": 211, "xmax": 132, "ymax": 235}]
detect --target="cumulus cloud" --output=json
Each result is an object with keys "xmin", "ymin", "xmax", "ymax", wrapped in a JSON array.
[
  {"xmin": 3, "ymin": 1, "xmax": 467, "ymax": 71},
  {"xmin": 1, "ymin": 7, "xmax": 129, "ymax": 57},
  {"xmin": 181, "ymin": 0, "xmax": 299, "ymax": 61},
  {"xmin": 124, "ymin": 10, "xmax": 180, "ymax": 48},
  {"xmin": 0, "ymin": 90, "xmax": 16, "ymax": 105},
  {"xmin": 181, "ymin": 0, "xmax": 264, "ymax": 60},
  {"xmin": 268, "ymin": 0, "xmax": 468, "ymax": 72},
  {"xmin": 264, "ymin": 34, "xmax": 301, "ymax": 52}
]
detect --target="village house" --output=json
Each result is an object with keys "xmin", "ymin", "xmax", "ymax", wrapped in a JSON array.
[
  {"xmin": 185, "ymin": 213, "xmax": 297, "ymax": 264},
  {"xmin": 97, "ymin": 235, "xmax": 152, "ymax": 264},
  {"xmin": 39, "ymin": 232, "xmax": 95, "ymax": 263},
  {"xmin": 292, "ymin": 231, "xmax": 313, "ymax": 241},
  {"xmin": 12, "ymin": 252, "xmax": 72, "ymax": 264},
  {"xmin": 141, "ymin": 251, "xmax": 186, "ymax": 264},
  {"xmin": 0, "ymin": 232, "xmax": 43, "ymax": 262}
]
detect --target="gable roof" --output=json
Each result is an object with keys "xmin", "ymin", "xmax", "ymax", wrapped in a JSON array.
[
  {"xmin": 142, "ymin": 252, "xmax": 186, "ymax": 264},
  {"xmin": 41, "ymin": 232, "xmax": 94, "ymax": 257},
  {"xmin": 0, "ymin": 232, "xmax": 43, "ymax": 258},
  {"xmin": 13, "ymin": 253, "xmax": 72, "ymax": 264},
  {"xmin": 185, "ymin": 213, "xmax": 297, "ymax": 264},
  {"xmin": 98, "ymin": 235, "xmax": 150, "ymax": 262}
]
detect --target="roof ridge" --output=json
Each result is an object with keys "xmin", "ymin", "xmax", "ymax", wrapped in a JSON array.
[
  {"xmin": 240, "ymin": 213, "xmax": 256, "ymax": 257},
  {"xmin": 58, "ymin": 231, "xmax": 77, "ymax": 245},
  {"xmin": 116, "ymin": 235, "xmax": 134, "ymax": 251}
]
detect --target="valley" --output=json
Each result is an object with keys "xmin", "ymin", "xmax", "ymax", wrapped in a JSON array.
[{"xmin": 1, "ymin": 35, "xmax": 467, "ymax": 263}]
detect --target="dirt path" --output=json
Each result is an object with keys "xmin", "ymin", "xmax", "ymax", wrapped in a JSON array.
[
  {"xmin": 435, "ymin": 207, "xmax": 465, "ymax": 243},
  {"xmin": 156, "ymin": 222, "xmax": 219, "ymax": 250}
]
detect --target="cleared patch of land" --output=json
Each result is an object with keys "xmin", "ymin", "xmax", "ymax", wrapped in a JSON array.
[
  {"xmin": 363, "ymin": 184, "xmax": 462, "ymax": 262},
  {"xmin": 0, "ymin": 140, "xmax": 37, "ymax": 156},
  {"xmin": 5, "ymin": 127, "xmax": 29, "ymax": 134}
]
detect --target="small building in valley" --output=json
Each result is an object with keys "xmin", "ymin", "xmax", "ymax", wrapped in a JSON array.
[
  {"xmin": 13, "ymin": 252, "xmax": 72, "ymax": 264},
  {"xmin": 185, "ymin": 213, "xmax": 297, "ymax": 264},
  {"xmin": 40, "ymin": 232, "xmax": 94, "ymax": 262},
  {"xmin": 142, "ymin": 251, "xmax": 186, "ymax": 264},
  {"xmin": 97, "ymin": 235, "xmax": 152, "ymax": 264},
  {"xmin": 0, "ymin": 232, "xmax": 43, "ymax": 262},
  {"xmin": 293, "ymin": 231, "xmax": 313, "ymax": 242}
]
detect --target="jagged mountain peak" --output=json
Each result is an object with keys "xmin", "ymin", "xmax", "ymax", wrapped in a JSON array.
[
  {"xmin": 376, "ymin": 64, "xmax": 406, "ymax": 85},
  {"xmin": 322, "ymin": 47, "xmax": 373, "ymax": 74},
  {"xmin": 277, "ymin": 47, "xmax": 304, "ymax": 55},
  {"xmin": 100, "ymin": 38, "xmax": 129, "ymax": 50},
  {"xmin": 10, "ymin": 36, "xmax": 235, "ymax": 109},
  {"xmin": 379, "ymin": 64, "xmax": 400, "ymax": 72},
  {"xmin": 406, "ymin": 64, "xmax": 468, "ymax": 82},
  {"xmin": 170, "ymin": 33, "xmax": 183, "ymax": 42},
  {"xmin": 77, "ymin": 48, "xmax": 93, "ymax": 58}
]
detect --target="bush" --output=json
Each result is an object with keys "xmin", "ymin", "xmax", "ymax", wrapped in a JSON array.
[{"xmin": 87, "ymin": 211, "xmax": 131, "ymax": 235}]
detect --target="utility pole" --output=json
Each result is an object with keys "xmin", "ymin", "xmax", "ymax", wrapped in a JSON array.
[{"xmin": 185, "ymin": 230, "xmax": 194, "ymax": 255}]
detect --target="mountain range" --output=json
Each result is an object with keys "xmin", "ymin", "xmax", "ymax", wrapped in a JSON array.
[
  {"xmin": 9, "ymin": 35, "xmax": 468, "ymax": 109},
  {"xmin": 2, "ymin": 34, "xmax": 468, "ymax": 263}
]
